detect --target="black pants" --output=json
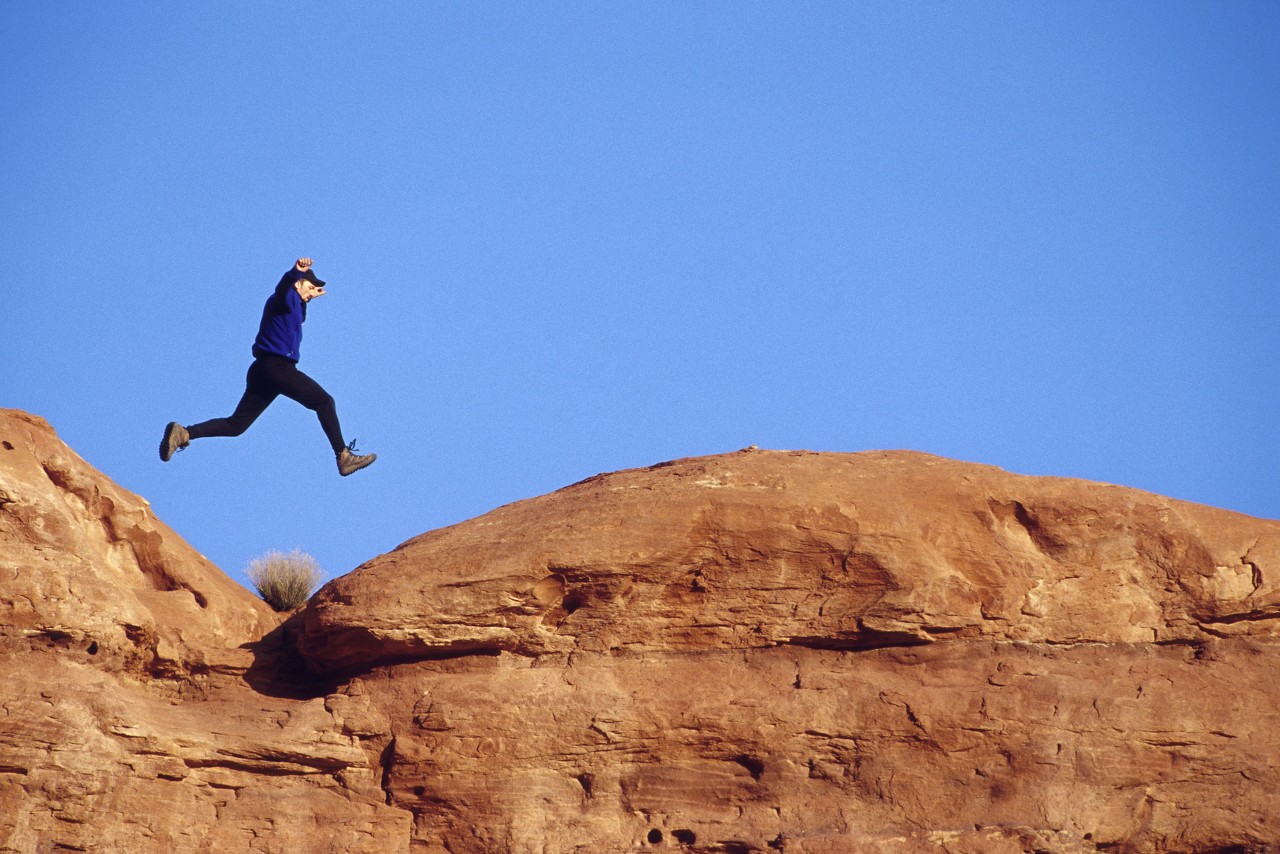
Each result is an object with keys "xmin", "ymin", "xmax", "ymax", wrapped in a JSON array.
[{"xmin": 187, "ymin": 354, "xmax": 346, "ymax": 455}]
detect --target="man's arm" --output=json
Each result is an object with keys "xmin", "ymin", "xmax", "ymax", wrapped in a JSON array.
[
  {"xmin": 276, "ymin": 258, "xmax": 314, "ymax": 288},
  {"xmin": 268, "ymin": 258, "xmax": 315, "ymax": 311}
]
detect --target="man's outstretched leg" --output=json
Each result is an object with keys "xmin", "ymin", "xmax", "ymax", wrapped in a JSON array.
[
  {"xmin": 256, "ymin": 355, "xmax": 376, "ymax": 477},
  {"xmin": 160, "ymin": 362, "xmax": 276, "ymax": 462}
]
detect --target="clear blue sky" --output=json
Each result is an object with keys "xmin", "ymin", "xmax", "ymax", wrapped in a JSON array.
[{"xmin": 4, "ymin": 3, "xmax": 1277, "ymax": 592}]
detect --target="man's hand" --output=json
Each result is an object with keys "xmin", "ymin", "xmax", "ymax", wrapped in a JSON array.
[{"xmin": 295, "ymin": 257, "xmax": 314, "ymax": 272}]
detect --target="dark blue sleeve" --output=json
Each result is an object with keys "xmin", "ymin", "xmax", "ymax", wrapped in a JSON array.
[{"xmin": 266, "ymin": 269, "xmax": 302, "ymax": 316}]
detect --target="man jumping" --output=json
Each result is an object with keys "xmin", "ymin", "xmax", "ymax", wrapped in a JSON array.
[{"xmin": 159, "ymin": 258, "xmax": 376, "ymax": 477}]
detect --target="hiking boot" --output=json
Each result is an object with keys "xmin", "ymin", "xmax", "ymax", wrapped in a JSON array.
[
  {"xmin": 337, "ymin": 441, "xmax": 376, "ymax": 477},
  {"xmin": 160, "ymin": 422, "xmax": 189, "ymax": 462}
]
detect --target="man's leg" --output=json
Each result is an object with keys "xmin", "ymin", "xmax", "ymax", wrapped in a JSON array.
[
  {"xmin": 263, "ymin": 359, "xmax": 375, "ymax": 475},
  {"xmin": 186, "ymin": 361, "xmax": 278, "ymax": 440},
  {"xmin": 257, "ymin": 359, "xmax": 347, "ymax": 455}
]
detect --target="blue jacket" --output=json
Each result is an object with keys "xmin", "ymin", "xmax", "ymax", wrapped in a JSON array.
[{"xmin": 252, "ymin": 269, "xmax": 308, "ymax": 362}]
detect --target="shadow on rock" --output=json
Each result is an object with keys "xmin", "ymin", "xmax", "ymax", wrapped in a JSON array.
[{"xmin": 241, "ymin": 611, "xmax": 339, "ymax": 700}]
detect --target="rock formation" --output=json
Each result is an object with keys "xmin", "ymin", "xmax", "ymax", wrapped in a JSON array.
[
  {"xmin": 3, "ymin": 407, "xmax": 1279, "ymax": 852},
  {"xmin": 299, "ymin": 449, "xmax": 1280, "ymax": 853},
  {"xmin": 0, "ymin": 410, "xmax": 408, "ymax": 852}
]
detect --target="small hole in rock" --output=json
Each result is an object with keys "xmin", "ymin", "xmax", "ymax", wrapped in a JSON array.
[
  {"xmin": 563, "ymin": 594, "xmax": 584, "ymax": 614},
  {"xmin": 413, "ymin": 786, "xmax": 426, "ymax": 798},
  {"xmin": 87, "ymin": 641, "xmax": 99, "ymax": 655},
  {"xmin": 2, "ymin": 441, "xmax": 13, "ymax": 450},
  {"xmin": 673, "ymin": 829, "xmax": 696, "ymax": 844},
  {"xmin": 732, "ymin": 754, "xmax": 765, "ymax": 780},
  {"xmin": 647, "ymin": 828, "xmax": 663, "ymax": 844}
]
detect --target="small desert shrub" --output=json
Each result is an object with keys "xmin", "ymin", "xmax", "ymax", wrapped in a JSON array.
[{"xmin": 247, "ymin": 549, "xmax": 325, "ymax": 611}]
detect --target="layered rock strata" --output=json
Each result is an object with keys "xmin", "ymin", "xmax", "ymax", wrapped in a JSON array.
[
  {"xmin": 3, "ymin": 406, "xmax": 1279, "ymax": 852},
  {"xmin": 0, "ymin": 410, "xmax": 408, "ymax": 852},
  {"xmin": 300, "ymin": 450, "xmax": 1280, "ymax": 853}
]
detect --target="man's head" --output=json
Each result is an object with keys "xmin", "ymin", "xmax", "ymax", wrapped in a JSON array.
[{"xmin": 294, "ymin": 268, "xmax": 326, "ymax": 302}]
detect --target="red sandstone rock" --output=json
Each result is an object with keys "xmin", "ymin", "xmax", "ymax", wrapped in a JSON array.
[
  {"xmin": 300, "ymin": 449, "xmax": 1280, "ymax": 669},
  {"xmin": 299, "ymin": 449, "xmax": 1280, "ymax": 852},
  {"xmin": 0, "ymin": 410, "xmax": 277, "ymax": 675},
  {"xmin": 0, "ymin": 410, "xmax": 408, "ymax": 852},
  {"xmin": 3, "ymin": 409, "xmax": 1279, "ymax": 853}
]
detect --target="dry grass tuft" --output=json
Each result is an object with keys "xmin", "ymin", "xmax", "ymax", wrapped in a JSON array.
[{"xmin": 247, "ymin": 549, "xmax": 325, "ymax": 611}]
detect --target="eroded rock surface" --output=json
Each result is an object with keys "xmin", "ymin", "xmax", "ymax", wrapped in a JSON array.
[
  {"xmin": 0, "ymin": 410, "xmax": 409, "ymax": 853},
  {"xmin": 3, "ymin": 408, "xmax": 1279, "ymax": 853},
  {"xmin": 300, "ymin": 449, "xmax": 1280, "ymax": 852}
]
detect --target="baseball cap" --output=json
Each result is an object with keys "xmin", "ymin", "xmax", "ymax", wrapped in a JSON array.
[{"xmin": 299, "ymin": 268, "xmax": 326, "ymax": 288}]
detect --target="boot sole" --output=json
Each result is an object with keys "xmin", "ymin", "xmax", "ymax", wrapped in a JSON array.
[{"xmin": 160, "ymin": 422, "xmax": 185, "ymax": 462}]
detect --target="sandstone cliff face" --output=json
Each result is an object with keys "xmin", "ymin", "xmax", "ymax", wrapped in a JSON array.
[
  {"xmin": 300, "ymin": 450, "xmax": 1280, "ymax": 667},
  {"xmin": 3, "ymin": 408, "xmax": 1279, "ymax": 853},
  {"xmin": 0, "ymin": 410, "xmax": 409, "ymax": 853},
  {"xmin": 298, "ymin": 450, "xmax": 1280, "ymax": 853},
  {"xmin": 0, "ymin": 410, "xmax": 275, "ymax": 675}
]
